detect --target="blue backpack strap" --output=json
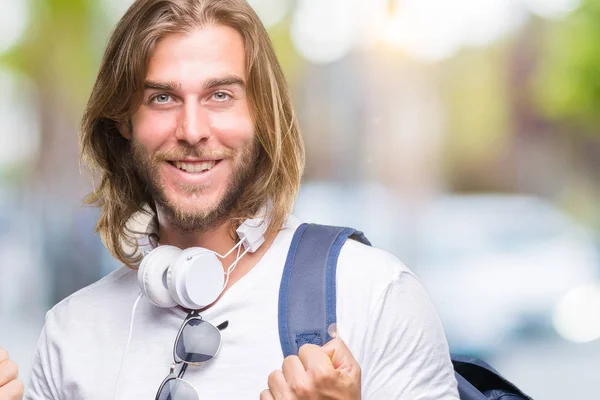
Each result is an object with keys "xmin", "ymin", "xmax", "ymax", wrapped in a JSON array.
[
  {"xmin": 277, "ymin": 223, "xmax": 532, "ymax": 400},
  {"xmin": 278, "ymin": 223, "xmax": 371, "ymax": 357}
]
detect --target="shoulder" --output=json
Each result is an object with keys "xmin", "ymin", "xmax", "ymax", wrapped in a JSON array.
[
  {"xmin": 335, "ymin": 238, "xmax": 444, "ymax": 345},
  {"xmin": 337, "ymin": 238, "xmax": 440, "ymax": 322},
  {"xmin": 45, "ymin": 266, "xmax": 138, "ymax": 328},
  {"xmin": 27, "ymin": 267, "xmax": 145, "ymax": 399},
  {"xmin": 337, "ymin": 238, "xmax": 415, "ymax": 300}
]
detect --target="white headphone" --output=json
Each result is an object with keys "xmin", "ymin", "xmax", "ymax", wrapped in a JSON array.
[{"xmin": 137, "ymin": 217, "xmax": 268, "ymax": 309}]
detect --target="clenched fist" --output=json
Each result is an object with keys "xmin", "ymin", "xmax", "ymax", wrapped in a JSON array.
[
  {"xmin": 0, "ymin": 347, "xmax": 23, "ymax": 400},
  {"xmin": 261, "ymin": 338, "xmax": 361, "ymax": 400}
]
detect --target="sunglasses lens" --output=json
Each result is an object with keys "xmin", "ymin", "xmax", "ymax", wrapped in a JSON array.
[
  {"xmin": 157, "ymin": 378, "xmax": 198, "ymax": 400},
  {"xmin": 176, "ymin": 318, "xmax": 221, "ymax": 363}
]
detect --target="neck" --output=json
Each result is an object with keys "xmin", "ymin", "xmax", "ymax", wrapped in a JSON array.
[{"xmin": 156, "ymin": 212, "xmax": 237, "ymax": 256}]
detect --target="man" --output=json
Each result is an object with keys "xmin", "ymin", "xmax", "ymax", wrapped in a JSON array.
[{"xmin": 19, "ymin": 0, "xmax": 459, "ymax": 398}]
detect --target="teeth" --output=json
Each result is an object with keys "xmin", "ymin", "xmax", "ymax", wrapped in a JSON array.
[{"xmin": 174, "ymin": 160, "xmax": 216, "ymax": 173}]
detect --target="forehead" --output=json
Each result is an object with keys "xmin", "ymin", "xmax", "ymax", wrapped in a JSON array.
[{"xmin": 145, "ymin": 24, "xmax": 247, "ymax": 84}]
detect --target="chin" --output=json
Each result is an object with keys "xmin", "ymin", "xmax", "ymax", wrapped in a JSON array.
[
  {"xmin": 168, "ymin": 190, "xmax": 221, "ymax": 215},
  {"xmin": 171, "ymin": 198, "xmax": 214, "ymax": 216}
]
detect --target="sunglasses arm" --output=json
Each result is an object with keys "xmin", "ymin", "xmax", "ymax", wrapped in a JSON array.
[{"xmin": 177, "ymin": 363, "xmax": 189, "ymax": 379}]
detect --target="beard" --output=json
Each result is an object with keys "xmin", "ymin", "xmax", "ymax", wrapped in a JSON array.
[{"xmin": 131, "ymin": 139, "xmax": 258, "ymax": 234}]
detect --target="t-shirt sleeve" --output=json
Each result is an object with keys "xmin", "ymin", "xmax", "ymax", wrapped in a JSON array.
[
  {"xmin": 24, "ymin": 312, "xmax": 61, "ymax": 400},
  {"xmin": 360, "ymin": 271, "xmax": 460, "ymax": 400}
]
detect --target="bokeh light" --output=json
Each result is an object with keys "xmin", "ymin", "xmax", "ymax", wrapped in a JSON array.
[
  {"xmin": 0, "ymin": 0, "xmax": 29, "ymax": 54},
  {"xmin": 553, "ymin": 283, "xmax": 600, "ymax": 343}
]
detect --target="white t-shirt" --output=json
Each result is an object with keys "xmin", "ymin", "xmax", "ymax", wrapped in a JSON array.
[{"xmin": 25, "ymin": 216, "xmax": 459, "ymax": 399}]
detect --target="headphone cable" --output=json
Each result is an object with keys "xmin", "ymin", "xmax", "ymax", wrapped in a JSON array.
[{"xmin": 113, "ymin": 291, "xmax": 143, "ymax": 400}]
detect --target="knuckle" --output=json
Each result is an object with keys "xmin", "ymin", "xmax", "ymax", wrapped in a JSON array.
[
  {"xmin": 327, "ymin": 338, "xmax": 343, "ymax": 349},
  {"xmin": 282, "ymin": 355, "xmax": 299, "ymax": 368},
  {"xmin": 1, "ymin": 360, "xmax": 19, "ymax": 380},
  {"xmin": 347, "ymin": 375, "xmax": 360, "ymax": 390},
  {"xmin": 289, "ymin": 379, "xmax": 313, "ymax": 397},
  {"xmin": 309, "ymin": 364, "xmax": 335, "ymax": 385},
  {"xmin": 298, "ymin": 344, "xmax": 318, "ymax": 358},
  {"xmin": 267, "ymin": 370, "xmax": 281, "ymax": 387},
  {"xmin": 2, "ymin": 379, "xmax": 24, "ymax": 400},
  {"xmin": 11, "ymin": 379, "xmax": 25, "ymax": 398},
  {"xmin": 350, "ymin": 363, "xmax": 361, "ymax": 380},
  {"xmin": 9, "ymin": 360, "xmax": 19, "ymax": 377}
]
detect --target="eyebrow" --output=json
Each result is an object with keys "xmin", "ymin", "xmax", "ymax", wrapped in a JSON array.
[
  {"xmin": 144, "ymin": 76, "xmax": 246, "ymax": 92},
  {"xmin": 203, "ymin": 76, "xmax": 246, "ymax": 90},
  {"xmin": 144, "ymin": 80, "xmax": 181, "ymax": 91}
]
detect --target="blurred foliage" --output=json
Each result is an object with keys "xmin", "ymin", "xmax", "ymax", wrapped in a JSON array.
[
  {"xmin": 0, "ymin": 0, "xmax": 110, "ymax": 106},
  {"xmin": 0, "ymin": 0, "xmax": 116, "ymax": 196},
  {"xmin": 441, "ymin": 45, "xmax": 511, "ymax": 165},
  {"xmin": 438, "ymin": 42, "xmax": 515, "ymax": 193},
  {"xmin": 535, "ymin": 0, "xmax": 600, "ymax": 132},
  {"xmin": 267, "ymin": 17, "xmax": 306, "ymax": 86}
]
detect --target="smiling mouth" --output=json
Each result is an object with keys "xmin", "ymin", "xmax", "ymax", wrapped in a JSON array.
[{"xmin": 168, "ymin": 160, "xmax": 220, "ymax": 173}]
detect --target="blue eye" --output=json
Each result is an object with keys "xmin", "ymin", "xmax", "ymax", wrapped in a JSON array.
[
  {"xmin": 213, "ymin": 92, "xmax": 230, "ymax": 101},
  {"xmin": 153, "ymin": 94, "xmax": 171, "ymax": 103}
]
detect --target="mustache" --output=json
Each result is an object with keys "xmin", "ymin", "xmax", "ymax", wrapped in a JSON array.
[{"xmin": 153, "ymin": 146, "xmax": 235, "ymax": 161}]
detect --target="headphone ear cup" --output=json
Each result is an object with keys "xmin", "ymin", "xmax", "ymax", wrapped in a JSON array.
[
  {"xmin": 167, "ymin": 248, "xmax": 206, "ymax": 309},
  {"xmin": 168, "ymin": 247, "xmax": 225, "ymax": 309},
  {"xmin": 166, "ymin": 251, "xmax": 188, "ymax": 308},
  {"xmin": 138, "ymin": 245, "xmax": 182, "ymax": 308}
]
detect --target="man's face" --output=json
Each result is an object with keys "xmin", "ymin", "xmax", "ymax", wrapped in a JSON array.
[{"xmin": 126, "ymin": 25, "xmax": 257, "ymax": 232}]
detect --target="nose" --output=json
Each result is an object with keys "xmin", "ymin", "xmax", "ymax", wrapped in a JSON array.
[{"xmin": 175, "ymin": 102, "xmax": 210, "ymax": 145}]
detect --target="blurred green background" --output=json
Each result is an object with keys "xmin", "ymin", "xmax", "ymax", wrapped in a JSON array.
[{"xmin": 1, "ymin": 0, "xmax": 600, "ymax": 398}]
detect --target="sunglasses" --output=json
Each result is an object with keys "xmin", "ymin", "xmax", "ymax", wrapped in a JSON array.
[{"xmin": 155, "ymin": 310, "xmax": 229, "ymax": 400}]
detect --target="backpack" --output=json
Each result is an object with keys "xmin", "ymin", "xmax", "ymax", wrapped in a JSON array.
[{"xmin": 278, "ymin": 223, "xmax": 532, "ymax": 400}]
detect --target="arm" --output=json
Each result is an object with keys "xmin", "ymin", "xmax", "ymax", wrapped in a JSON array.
[
  {"xmin": 360, "ymin": 272, "xmax": 459, "ymax": 400},
  {"xmin": 23, "ymin": 316, "xmax": 61, "ymax": 400}
]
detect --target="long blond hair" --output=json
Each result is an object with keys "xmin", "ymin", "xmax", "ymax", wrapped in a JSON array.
[{"xmin": 80, "ymin": 0, "xmax": 304, "ymax": 268}]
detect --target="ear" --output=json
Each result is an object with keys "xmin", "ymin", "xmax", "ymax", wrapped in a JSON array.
[{"xmin": 117, "ymin": 120, "xmax": 132, "ymax": 140}]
